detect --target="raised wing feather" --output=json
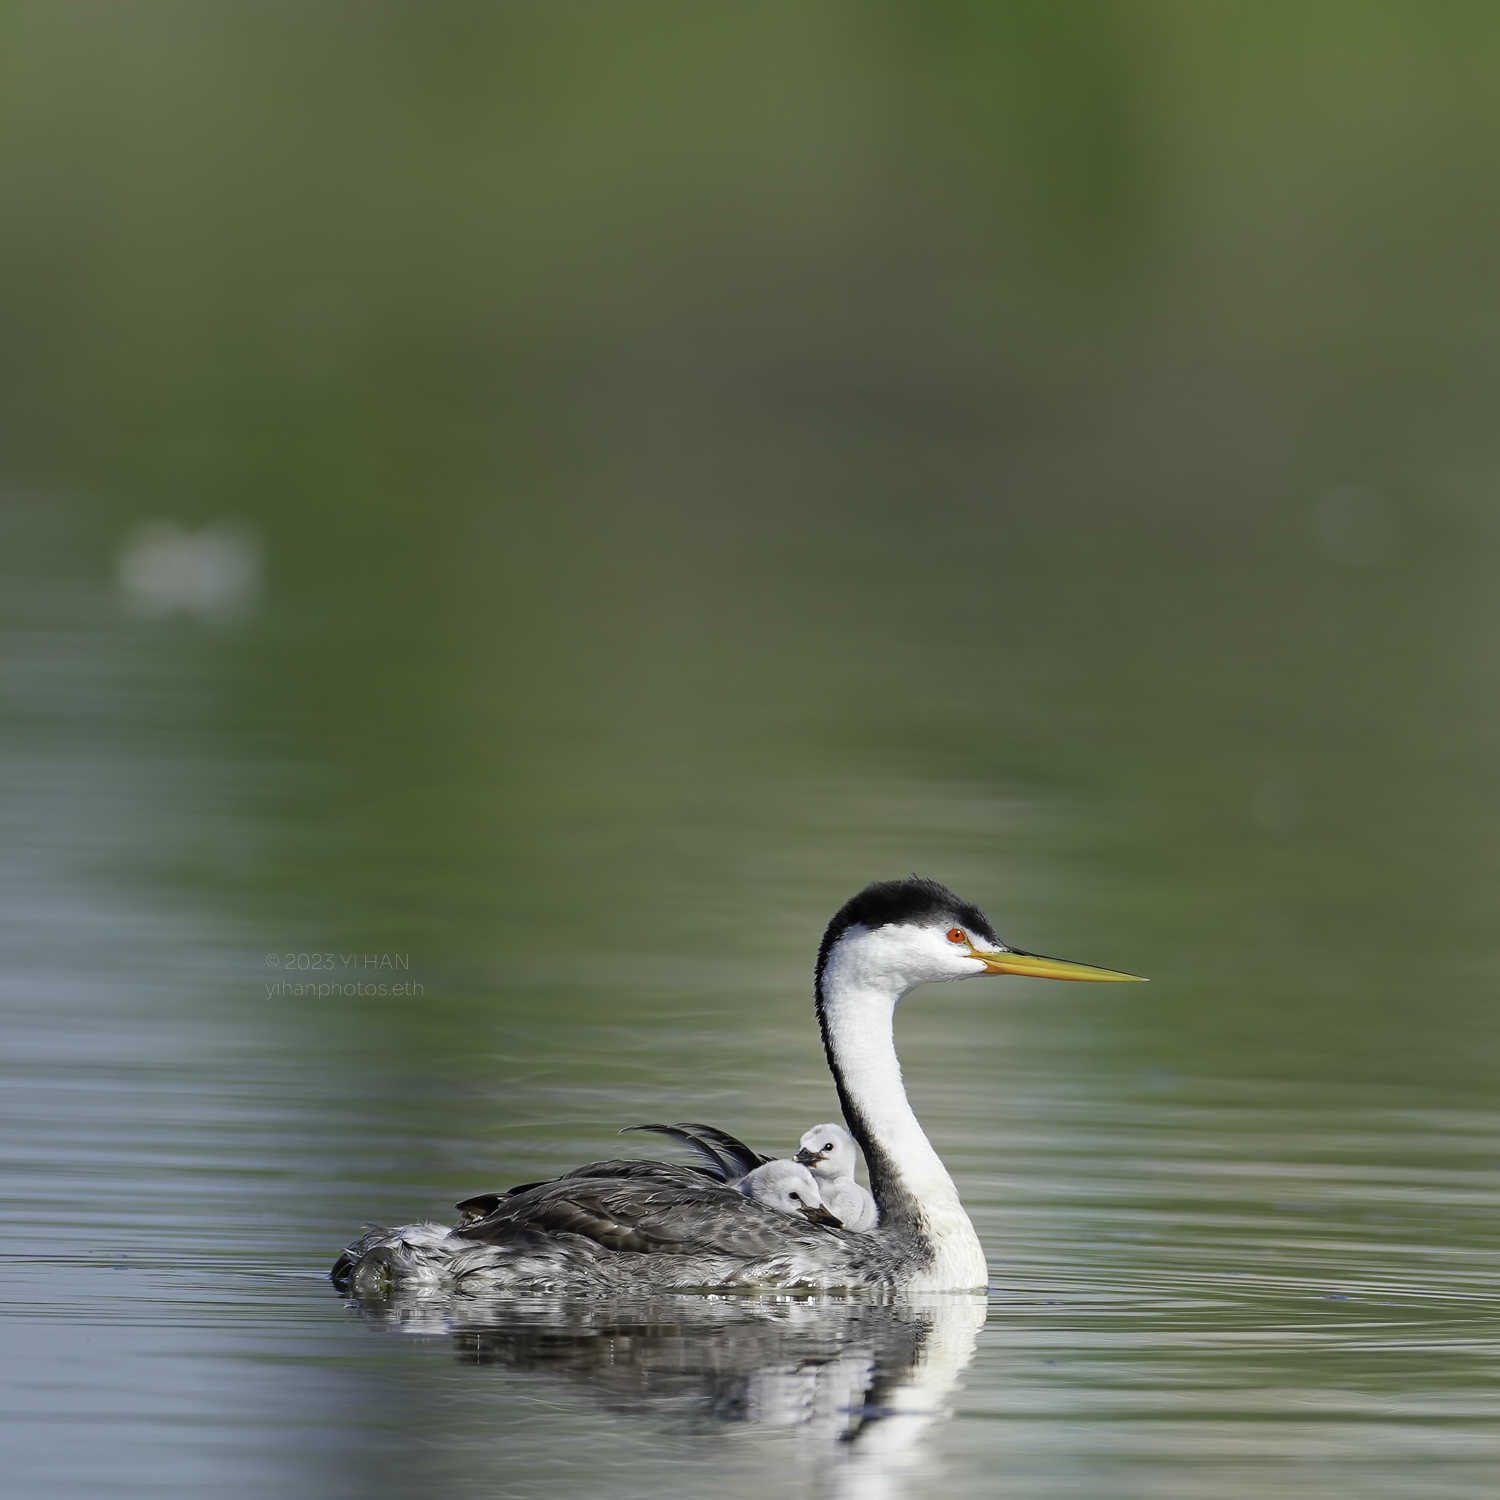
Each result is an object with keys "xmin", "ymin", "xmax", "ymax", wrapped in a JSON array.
[
  {"xmin": 620, "ymin": 1124, "xmax": 737, "ymax": 1180},
  {"xmin": 672, "ymin": 1123, "xmax": 772, "ymax": 1178}
]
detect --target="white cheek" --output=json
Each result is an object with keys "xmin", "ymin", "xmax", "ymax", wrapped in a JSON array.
[
  {"xmin": 926, "ymin": 940, "xmax": 988, "ymax": 983},
  {"xmin": 825, "ymin": 922, "xmax": 994, "ymax": 995},
  {"xmin": 888, "ymin": 928, "xmax": 968, "ymax": 980}
]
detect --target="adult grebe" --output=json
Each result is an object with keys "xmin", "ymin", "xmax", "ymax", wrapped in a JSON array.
[{"xmin": 332, "ymin": 877, "xmax": 1142, "ymax": 1294}]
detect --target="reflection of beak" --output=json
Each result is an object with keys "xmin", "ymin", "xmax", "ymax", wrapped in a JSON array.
[
  {"xmin": 973, "ymin": 947, "xmax": 1146, "ymax": 982},
  {"xmin": 799, "ymin": 1203, "xmax": 843, "ymax": 1227},
  {"xmin": 794, "ymin": 1147, "xmax": 821, "ymax": 1167}
]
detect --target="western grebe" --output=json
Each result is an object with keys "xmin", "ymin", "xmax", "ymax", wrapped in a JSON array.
[
  {"xmin": 797, "ymin": 1123, "xmax": 879, "ymax": 1231},
  {"xmin": 332, "ymin": 876, "xmax": 1142, "ymax": 1294}
]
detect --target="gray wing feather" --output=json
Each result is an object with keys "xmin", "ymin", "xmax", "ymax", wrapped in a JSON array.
[
  {"xmin": 454, "ymin": 1170, "xmax": 840, "ymax": 1260},
  {"xmin": 620, "ymin": 1124, "xmax": 737, "ymax": 1181},
  {"xmin": 672, "ymin": 1123, "xmax": 772, "ymax": 1178}
]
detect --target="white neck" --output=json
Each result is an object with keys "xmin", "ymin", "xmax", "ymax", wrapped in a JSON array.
[{"xmin": 818, "ymin": 952, "xmax": 988, "ymax": 1291}]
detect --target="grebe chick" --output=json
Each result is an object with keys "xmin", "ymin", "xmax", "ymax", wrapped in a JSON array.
[
  {"xmin": 796, "ymin": 1123, "xmax": 879, "ymax": 1231},
  {"xmin": 738, "ymin": 1159, "xmax": 843, "ymax": 1225}
]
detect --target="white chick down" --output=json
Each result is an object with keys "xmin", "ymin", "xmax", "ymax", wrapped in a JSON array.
[
  {"xmin": 737, "ymin": 1159, "xmax": 843, "ymax": 1225},
  {"xmin": 795, "ymin": 1123, "xmax": 879, "ymax": 1232}
]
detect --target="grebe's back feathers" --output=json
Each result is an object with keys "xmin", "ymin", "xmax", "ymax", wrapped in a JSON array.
[{"xmin": 452, "ymin": 1164, "xmax": 847, "ymax": 1261}]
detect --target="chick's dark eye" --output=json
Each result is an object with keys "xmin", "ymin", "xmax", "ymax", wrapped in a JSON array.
[
  {"xmin": 823, "ymin": 1143, "xmax": 833, "ymax": 1151},
  {"xmin": 789, "ymin": 1192, "xmax": 801, "ymax": 1202},
  {"xmin": 946, "ymin": 927, "xmax": 967, "ymax": 944}
]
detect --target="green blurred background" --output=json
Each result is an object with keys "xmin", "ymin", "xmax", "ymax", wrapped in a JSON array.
[{"xmin": 8, "ymin": 0, "xmax": 1500, "ymax": 1115}]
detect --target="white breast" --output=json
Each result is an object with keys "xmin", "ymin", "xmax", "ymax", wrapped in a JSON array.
[{"xmin": 823, "ymin": 1177, "xmax": 880, "ymax": 1232}]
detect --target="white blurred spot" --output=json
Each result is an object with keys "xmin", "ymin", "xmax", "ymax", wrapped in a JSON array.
[
  {"xmin": 1310, "ymin": 484, "xmax": 1396, "ymax": 567},
  {"xmin": 1252, "ymin": 776, "xmax": 1304, "ymax": 835},
  {"xmin": 117, "ymin": 520, "xmax": 261, "ymax": 623}
]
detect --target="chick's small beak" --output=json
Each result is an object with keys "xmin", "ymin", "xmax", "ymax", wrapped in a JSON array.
[
  {"xmin": 974, "ymin": 947, "xmax": 1146, "ymax": 982},
  {"xmin": 794, "ymin": 1147, "xmax": 821, "ymax": 1167},
  {"xmin": 799, "ymin": 1203, "xmax": 843, "ymax": 1227}
]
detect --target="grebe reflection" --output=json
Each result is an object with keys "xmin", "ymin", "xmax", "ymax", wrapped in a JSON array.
[{"xmin": 343, "ymin": 1286, "xmax": 986, "ymax": 1495}]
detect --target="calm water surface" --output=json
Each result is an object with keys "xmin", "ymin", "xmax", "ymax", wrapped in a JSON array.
[
  {"xmin": 7, "ymin": 967, "xmax": 1498, "ymax": 1500},
  {"xmin": 3, "ymin": 575, "xmax": 1496, "ymax": 1499}
]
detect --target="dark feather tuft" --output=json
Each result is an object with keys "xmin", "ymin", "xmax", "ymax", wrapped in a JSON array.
[
  {"xmin": 621, "ymin": 1124, "xmax": 738, "ymax": 1181},
  {"xmin": 671, "ymin": 1123, "xmax": 772, "ymax": 1178}
]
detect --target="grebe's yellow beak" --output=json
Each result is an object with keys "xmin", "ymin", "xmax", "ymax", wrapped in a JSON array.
[{"xmin": 974, "ymin": 947, "xmax": 1145, "ymax": 982}]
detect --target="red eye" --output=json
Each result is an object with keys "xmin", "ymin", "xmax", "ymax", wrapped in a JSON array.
[{"xmin": 946, "ymin": 927, "xmax": 967, "ymax": 945}]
